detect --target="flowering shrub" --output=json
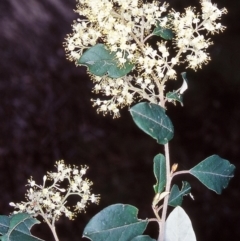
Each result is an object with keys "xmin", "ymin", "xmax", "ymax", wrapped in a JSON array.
[
  {"xmin": 63, "ymin": 1, "xmax": 235, "ymax": 241},
  {"xmin": 8, "ymin": 161, "xmax": 99, "ymax": 241},
  {"xmin": 0, "ymin": 1, "xmax": 235, "ymax": 241},
  {"xmin": 65, "ymin": 0, "xmax": 227, "ymax": 117}
]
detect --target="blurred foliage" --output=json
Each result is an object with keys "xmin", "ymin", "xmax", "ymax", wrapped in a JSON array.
[{"xmin": 0, "ymin": 0, "xmax": 239, "ymax": 241}]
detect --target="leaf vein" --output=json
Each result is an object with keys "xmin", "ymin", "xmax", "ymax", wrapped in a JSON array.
[
  {"xmin": 131, "ymin": 109, "xmax": 173, "ymax": 133},
  {"xmin": 192, "ymin": 170, "xmax": 233, "ymax": 178}
]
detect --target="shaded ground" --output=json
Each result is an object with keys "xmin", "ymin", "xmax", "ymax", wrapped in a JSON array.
[{"xmin": 0, "ymin": 0, "xmax": 240, "ymax": 240}]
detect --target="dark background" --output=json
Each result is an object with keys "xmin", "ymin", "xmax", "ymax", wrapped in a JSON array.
[{"xmin": 0, "ymin": 0, "xmax": 240, "ymax": 240}]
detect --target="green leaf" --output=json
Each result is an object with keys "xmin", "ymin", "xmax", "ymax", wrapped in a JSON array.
[
  {"xmin": 153, "ymin": 154, "xmax": 166, "ymax": 193},
  {"xmin": 164, "ymin": 206, "xmax": 196, "ymax": 241},
  {"xmin": 130, "ymin": 102, "xmax": 174, "ymax": 145},
  {"xmin": 166, "ymin": 92, "xmax": 183, "ymax": 106},
  {"xmin": 168, "ymin": 182, "xmax": 191, "ymax": 207},
  {"xmin": 0, "ymin": 213, "xmax": 43, "ymax": 241},
  {"xmin": 189, "ymin": 155, "xmax": 235, "ymax": 194},
  {"xmin": 166, "ymin": 72, "xmax": 188, "ymax": 106},
  {"xmin": 83, "ymin": 204, "xmax": 148, "ymax": 241},
  {"xmin": 0, "ymin": 216, "xmax": 10, "ymax": 236},
  {"xmin": 153, "ymin": 25, "xmax": 173, "ymax": 40},
  {"xmin": 78, "ymin": 44, "xmax": 134, "ymax": 78},
  {"xmin": 130, "ymin": 235, "xmax": 156, "ymax": 241}
]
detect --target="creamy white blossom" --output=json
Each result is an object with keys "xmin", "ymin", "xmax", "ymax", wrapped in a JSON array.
[
  {"xmin": 10, "ymin": 160, "xmax": 100, "ymax": 222},
  {"xmin": 65, "ymin": 0, "xmax": 226, "ymax": 117}
]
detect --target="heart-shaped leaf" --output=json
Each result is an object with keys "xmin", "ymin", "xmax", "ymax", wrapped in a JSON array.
[
  {"xmin": 78, "ymin": 44, "xmax": 134, "ymax": 78},
  {"xmin": 164, "ymin": 206, "xmax": 196, "ymax": 241},
  {"xmin": 189, "ymin": 155, "xmax": 235, "ymax": 194},
  {"xmin": 83, "ymin": 204, "xmax": 148, "ymax": 241},
  {"xmin": 168, "ymin": 182, "xmax": 191, "ymax": 207},
  {"xmin": 130, "ymin": 102, "xmax": 174, "ymax": 144}
]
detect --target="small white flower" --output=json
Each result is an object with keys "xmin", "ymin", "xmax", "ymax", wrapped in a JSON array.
[
  {"xmin": 82, "ymin": 182, "xmax": 90, "ymax": 192},
  {"xmin": 10, "ymin": 160, "xmax": 100, "ymax": 221},
  {"xmin": 80, "ymin": 167, "xmax": 87, "ymax": 175},
  {"xmin": 73, "ymin": 169, "xmax": 79, "ymax": 175},
  {"xmin": 171, "ymin": 58, "xmax": 178, "ymax": 65},
  {"xmin": 64, "ymin": 0, "xmax": 226, "ymax": 116}
]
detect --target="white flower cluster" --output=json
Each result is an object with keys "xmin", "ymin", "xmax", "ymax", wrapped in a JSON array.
[
  {"xmin": 171, "ymin": 0, "xmax": 227, "ymax": 69},
  {"xmin": 10, "ymin": 160, "xmax": 100, "ymax": 222},
  {"xmin": 65, "ymin": 0, "xmax": 226, "ymax": 117}
]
